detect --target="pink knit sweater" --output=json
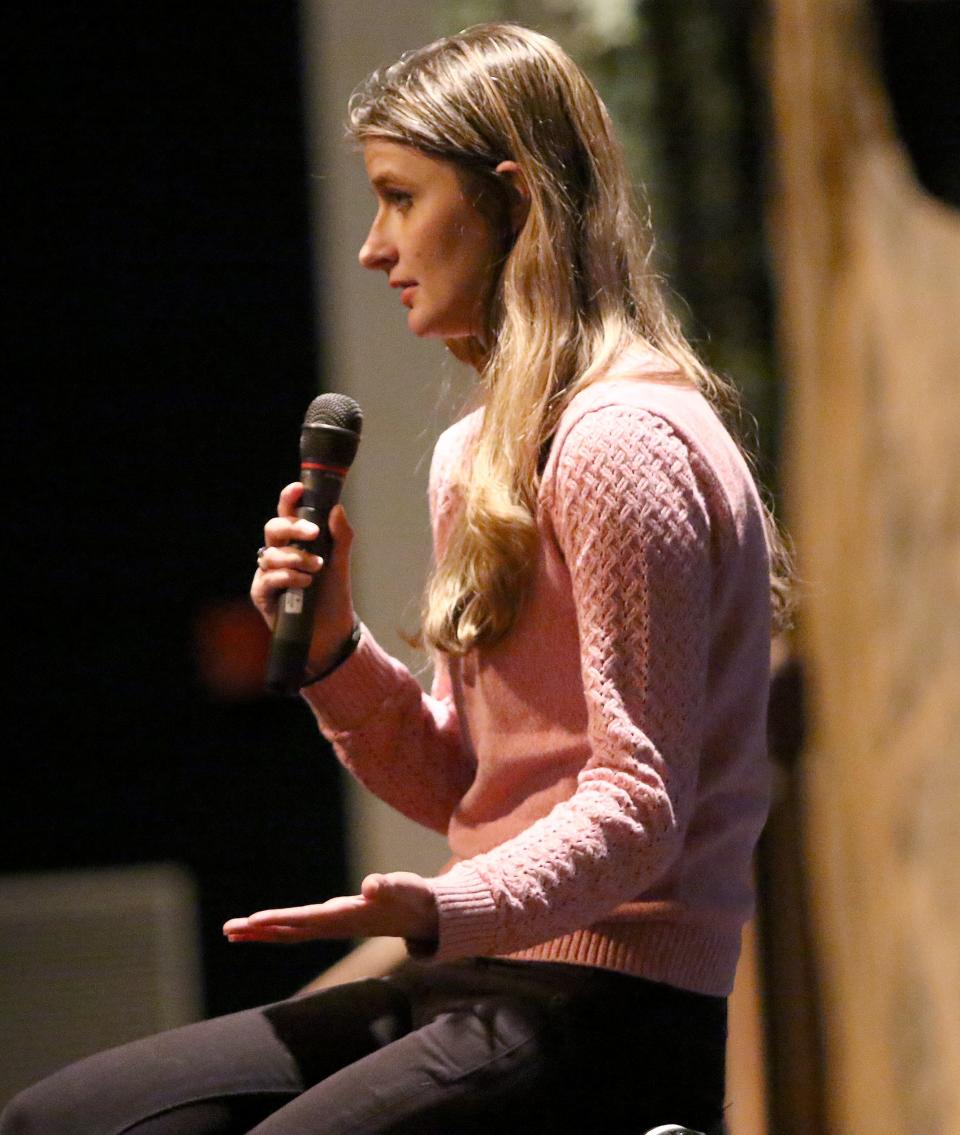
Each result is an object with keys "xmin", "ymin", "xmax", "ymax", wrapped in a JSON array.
[{"xmin": 303, "ymin": 368, "xmax": 772, "ymax": 997}]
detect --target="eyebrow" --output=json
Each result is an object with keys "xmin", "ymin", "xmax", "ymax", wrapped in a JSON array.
[{"xmin": 369, "ymin": 171, "xmax": 409, "ymax": 190}]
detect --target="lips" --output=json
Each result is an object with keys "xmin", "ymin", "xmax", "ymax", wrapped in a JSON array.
[{"xmin": 390, "ymin": 279, "xmax": 417, "ymax": 307}]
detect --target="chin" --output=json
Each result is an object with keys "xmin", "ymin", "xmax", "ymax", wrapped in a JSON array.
[
  {"xmin": 404, "ymin": 303, "xmax": 480, "ymax": 343},
  {"xmin": 408, "ymin": 316, "xmax": 456, "ymax": 340},
  {"xmin": 406, "ymin": 309, "xmax": 433, "ymax": 337}
]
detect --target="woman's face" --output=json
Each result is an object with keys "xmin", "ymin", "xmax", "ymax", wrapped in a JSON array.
[{"xmin": 359, "ymin": 141, "xmax": 502, "ymax": 342}]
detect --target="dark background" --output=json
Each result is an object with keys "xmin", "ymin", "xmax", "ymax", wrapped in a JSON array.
[{"xmin": 7, "ymin": 3, "xmax": 348, "ymax": 1016}]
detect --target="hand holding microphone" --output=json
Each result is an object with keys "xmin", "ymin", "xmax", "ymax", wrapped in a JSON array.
[{"xmin": 252, "ymin": 393, "xmax": 363, "ymax": 694}]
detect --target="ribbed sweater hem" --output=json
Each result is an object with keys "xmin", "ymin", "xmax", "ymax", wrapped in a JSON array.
[{"xmin": 500, "ymin": 921, "xmax": 742, "ymax": 997}]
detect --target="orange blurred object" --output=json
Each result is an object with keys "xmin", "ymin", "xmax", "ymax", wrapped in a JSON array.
[{"xmin": 194, "ymin": 599, "xmax": 272, "ymax": 700}]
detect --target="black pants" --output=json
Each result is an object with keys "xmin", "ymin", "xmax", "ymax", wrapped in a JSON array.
[{"xmin": 1, "ymin": 959, "xmax": 726, "ymax": 1134}]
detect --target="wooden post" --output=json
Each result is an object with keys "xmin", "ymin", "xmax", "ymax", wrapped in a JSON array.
[{"xmin": 770, "ymin": 2, "xmax": 960, "ymax": 1132}]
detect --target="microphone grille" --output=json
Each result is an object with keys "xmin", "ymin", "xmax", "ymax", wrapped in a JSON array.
[{"xmin": 303, "ymin": 393, "xmax": 363, "ymax": 434}]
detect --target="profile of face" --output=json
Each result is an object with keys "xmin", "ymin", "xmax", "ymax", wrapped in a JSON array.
[{"xmin": 359, "ymin": 140, "xmax": 514, "ymax": 342}]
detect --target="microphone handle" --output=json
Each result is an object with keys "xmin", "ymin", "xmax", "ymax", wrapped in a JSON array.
[{"xmin": 264, "ymin": 465, "xmax": 345, "ymax": 695}]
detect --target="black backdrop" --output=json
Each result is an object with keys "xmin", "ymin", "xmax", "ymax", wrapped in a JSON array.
[{"xmin": 7, "ymin": 3, "xmax": 348, "ymax": 1016}]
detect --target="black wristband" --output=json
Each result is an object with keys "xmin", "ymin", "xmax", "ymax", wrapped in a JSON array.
[{"xmin": 299, "ymin": 618, "xmax": 362, "ymax": 688}]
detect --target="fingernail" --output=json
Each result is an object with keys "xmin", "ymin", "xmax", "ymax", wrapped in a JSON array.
[{"xmin": 314, "ymin": 556, "xmax": 324, "ymax": 571}]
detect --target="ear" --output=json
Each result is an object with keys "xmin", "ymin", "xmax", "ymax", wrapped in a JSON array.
[{"xmin": 495, "ymin": 160, "xmax": 530, "ymax": 233}]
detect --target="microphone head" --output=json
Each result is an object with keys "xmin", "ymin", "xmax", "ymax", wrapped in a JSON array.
[{"xmin": 304, "ymin": 393, "xmax": 363, "ymax": 436}]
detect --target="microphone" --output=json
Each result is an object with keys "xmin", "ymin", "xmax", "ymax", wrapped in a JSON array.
[{"xmin": 265, "ymin": 393, "xmax": 363, "ymax": 694}]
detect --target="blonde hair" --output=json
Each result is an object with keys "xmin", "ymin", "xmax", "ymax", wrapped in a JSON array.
[{"xmin": 348, "ymin": 23, "xmax": 792, "ymax": 653}]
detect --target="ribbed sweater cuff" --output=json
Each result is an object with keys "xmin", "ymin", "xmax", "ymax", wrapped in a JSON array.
[
  {"xmin": 299, "ymin": 624, "xmax": 402, "ymax": 734},
  {"xmin": 423, "ymin": 862, "xmax": 499, "ymax": 962}
]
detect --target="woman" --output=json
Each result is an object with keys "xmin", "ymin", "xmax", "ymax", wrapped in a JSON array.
[{"xmin": 2, "ymin": 23, "xmax": 788, "ymax": 1135}]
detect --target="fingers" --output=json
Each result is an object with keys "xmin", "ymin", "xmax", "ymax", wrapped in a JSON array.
[
  {"xmin": 262, "ymin": 495, "xmax": 352, "ymax": 555},
  {"xmin": 252, "ymin": 490, "xmax": 355, "ymax": 642},
  {"xmin": 258, "ymin": 488, "xmax": 325, "ymax": 587},
  {"xmin": 254, "ymin": 551, "xmax": 321, "ymax": 595},
  {"xmin": 277, "ymin": 481, "xmax": 304, "ymax": 519},
  {"xmin": 256, "ymin": 544, "xmax": 323, "ymax": 589},
  {"xmin": 223, "ymin": 923, "xmax": 316, "ymax": 944},
  {"xmin": 263, "ymin": 514, "xmax": 320, "ymax": 550},
  {"xmin": 223, "ymin": 907, "xmax": 323, "ymax": 934},
  {"xmin": 275, "ymin": 485, "xmax": 352, "ymax": 536},
  {"xmin": 223, "ymin": 897, "xmax": 369, "ymax": 943},
  {"xmin": 360, "ymin": 873, "xmax": 386, "ymax": 901},
  {"xmin": 266, "ymin": 483, "xmax": 318, "ymax": 549},
  {"xmin": 222, "ymin": 876, "xmax": 436, "ymax": 944},
  {"xmin": 328, "ymin": 503, "xmax": 354, "ymax": 548},
  {"xmin": 360, "ymin": 871, "xmax": 426, "ymax": 899}
]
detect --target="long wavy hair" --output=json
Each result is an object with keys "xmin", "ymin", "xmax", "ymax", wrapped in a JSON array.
[{"xmin": 348, "ymin": 23, "xmax": 792, "ymax": 654}]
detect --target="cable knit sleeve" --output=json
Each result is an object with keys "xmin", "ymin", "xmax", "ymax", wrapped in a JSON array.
[{"xmin": 424, "ymin": 405, "xmax": 713, "ymax": 958}]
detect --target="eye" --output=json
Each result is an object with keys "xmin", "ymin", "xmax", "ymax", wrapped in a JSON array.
[{"xmin": 384, "ymin": 189, "xmax": 413, "ymax": 212}]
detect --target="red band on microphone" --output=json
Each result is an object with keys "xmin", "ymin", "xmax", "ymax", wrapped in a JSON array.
[{"xmin": 301, "ymin": 461, "xmax": 349, "ymax": 476}]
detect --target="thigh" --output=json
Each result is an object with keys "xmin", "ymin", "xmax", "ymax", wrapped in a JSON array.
[
  {"xmin": 0, "ymin": 979, "xmax": 413, "ymax": 1135},
  {"xmin": 0, "ymin": 1006, "xmax": 299, "ymax": 1135},
  {"xmin": 245, "ymin": 959, "xmax": 726, "ymax": 1135},
  {"xmin": 248, "ymin": 983, "xmax": 563, "ymax": 1135}
]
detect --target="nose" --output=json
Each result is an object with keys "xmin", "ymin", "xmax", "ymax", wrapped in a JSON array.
[{"xmin": 358, "ymin": 213, "xmax": 396, "ymax": 272}]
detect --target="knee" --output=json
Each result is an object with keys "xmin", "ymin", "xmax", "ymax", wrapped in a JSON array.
[
  {"xmin": 1, "ymin": 1052, "xmax": 123, "ymax": 1135},
  {"xmin": 0, "ymin": 1076, "xmax": 72, "ymax": 1134}
]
